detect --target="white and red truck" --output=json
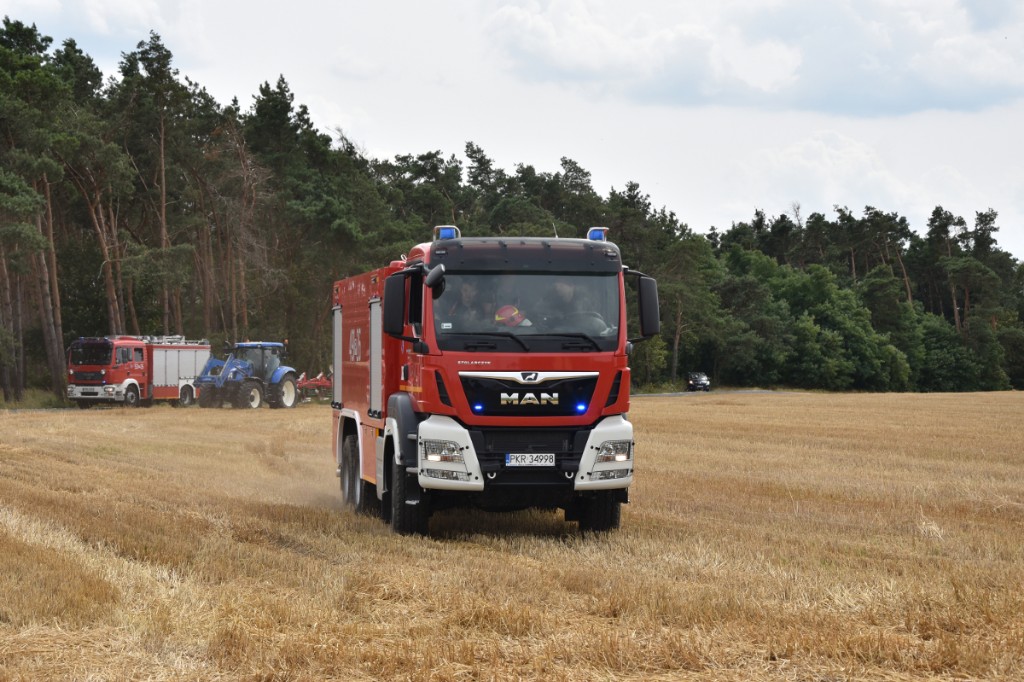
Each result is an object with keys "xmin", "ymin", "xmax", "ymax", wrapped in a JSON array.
[
  {"xmin": 66, "ymin": 335, "xmax": 211, "ymax": 408},
  {"xmin": 331, "ymin": 226, "xmax": 660, "ymax": 534}
]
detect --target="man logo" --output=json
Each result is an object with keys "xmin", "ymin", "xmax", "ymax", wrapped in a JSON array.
[
  {"xmin": 501, "ymin": 392, "xmax": 558, "ymax": 406},
  {"xmin": 521, "ymin": 372, "xmax": 539, "ymax": 383}
]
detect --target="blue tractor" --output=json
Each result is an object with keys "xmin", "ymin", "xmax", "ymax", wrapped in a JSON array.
[{"xmin": 195, "ymin": 341, "xmax": 299, "ymax": 409}]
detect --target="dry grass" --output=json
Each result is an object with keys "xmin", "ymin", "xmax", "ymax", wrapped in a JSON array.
[{"xmin": 0, "ymin": 392, "xmax": 1022, "ymax": 681}]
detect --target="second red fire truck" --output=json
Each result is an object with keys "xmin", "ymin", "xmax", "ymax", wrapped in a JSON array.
[
  {"xmin": 67, "ymin": 335, "xmax": 210, "ymax": 408},
  {"xmin": 331, "ymin": 226, "xmax": 660, "ymax": 534}
]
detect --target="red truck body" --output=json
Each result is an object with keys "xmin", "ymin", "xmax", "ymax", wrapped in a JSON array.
[
  {"xmin": 331, "ymin": 226, "xmax": 660, "ymax": 534},
  {"xmin": 66, "ymin": 335, "xmax": 211, "ymax": 408}
]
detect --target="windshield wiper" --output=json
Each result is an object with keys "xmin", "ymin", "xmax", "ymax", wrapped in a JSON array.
[
  {"xmin": 442, "ymin": 332, "xmax": 532, "ymax": 352},
  {"xmin": 528, "ymin": 333, "xmax": 602, "ymax": 351}
]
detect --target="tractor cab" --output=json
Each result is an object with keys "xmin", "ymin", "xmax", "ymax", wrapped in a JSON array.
[{"xmin": 233, "ymin": 343, "xmax": 287, "ymax": 382}]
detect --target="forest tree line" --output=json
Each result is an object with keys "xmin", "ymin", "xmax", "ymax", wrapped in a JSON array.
[{"xmin": 2, "ymin": 18, "xmax": 1023, "ymax": 402}]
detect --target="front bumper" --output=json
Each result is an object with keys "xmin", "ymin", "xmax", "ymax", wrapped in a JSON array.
[
  {"xmin": 67, "ymin": 384, "xmax": 126, "ymax": 403},
  {"xmin": 416, "ymin": 415, "xmax": 634, "ymax": 492}
]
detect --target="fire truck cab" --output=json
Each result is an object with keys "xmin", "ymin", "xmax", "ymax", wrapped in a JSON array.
[{"xmin": 331, "ymin": 226, "xmax": 660, "ymax": 534}]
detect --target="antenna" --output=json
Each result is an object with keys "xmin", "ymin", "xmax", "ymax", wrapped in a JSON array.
[{"xmin": 552, "ymin": 222, "xmax": 559, "ymax": 238}]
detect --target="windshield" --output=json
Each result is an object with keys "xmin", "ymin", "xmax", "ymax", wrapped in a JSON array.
[
  {"xmin": 237, "ymin": 348, "xmax": 263, "ymax": 366},
  {"xmin": 70, "ymin": 342, "xmax": 113, "ymax": 366},
  {"xmin": 432, "ymin": 272, "xmax": 620, "ymax": 352}
]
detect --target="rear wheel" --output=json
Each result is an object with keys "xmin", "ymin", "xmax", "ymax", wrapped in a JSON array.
[
  {"xmin": 577, "ymin": 491, "xmax": 621, "ymax": 533},
  {"xmin": 178, "ymin": 385, "xmax": 195, "ymax": 407},
  {"xmin": 270, "ymin": 375, "xmax": 298, "ymax": 408},
  {"xmin": 340, "ymin": 435, "xmax": 362, "ymax": 511},
  {"xmin": 390, "ymin": 456, "xmax": 429, "ymax": 535},
  {"xmin": 235, "ymin": 380, "xmax": 263, "ymax": 409}
]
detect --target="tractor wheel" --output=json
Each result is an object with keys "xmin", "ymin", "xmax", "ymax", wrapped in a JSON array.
[
  {"xmin": 123, "ymin": 386, "xmax": 140, "ymax": 408},
  {"xmin": 270, "ymin": 375, "xmax": 298, "ymax": 409},
  {"xmin": 235, "ymin": 380, "xmax": 263, "ymax": 409},
  {"xmin": 390, "ymin": 456, "xmax": 429, "ymax": 536},
  {"xmin": 178, "ymin": 385, "xmax": 195, "ymax": 407},
  {"xmin": 198, "ymin": 387, "xmax": 217, "ymax": 408},
  {"xmin": 577, "ymin": 491, "xmax": 621, "ymax": 533}
]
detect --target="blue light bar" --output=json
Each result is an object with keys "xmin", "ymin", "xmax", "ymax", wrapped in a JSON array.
[
  {"xmin": 434, "ymin": 225, "xmax": 462, "ymax": 240},
  {"xmin": 587, "ymin": 227, "xmax": 609, "ymax": 241}
]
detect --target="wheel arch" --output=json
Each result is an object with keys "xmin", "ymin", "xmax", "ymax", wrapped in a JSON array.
[
  {"xmin": 269, "ymin": 365, "xmax": 298, "ymax": 385},
  {"xmin": 386, "ymin": 392, "xmax": 419, "ymax": 467},
  {"xmin": 337, "ymin": 409, "xmax": 361, "ymax": 467}
]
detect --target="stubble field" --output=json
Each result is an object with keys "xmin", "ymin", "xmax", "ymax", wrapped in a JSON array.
[{"xmin": 0, "ymin": 391, "xmax": 1022, "ymax": 681}]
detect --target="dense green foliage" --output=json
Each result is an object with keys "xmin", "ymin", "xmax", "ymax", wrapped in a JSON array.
[{"xmin": 2, "ymin": 19, "xmax": 1022, "ymax": 400}]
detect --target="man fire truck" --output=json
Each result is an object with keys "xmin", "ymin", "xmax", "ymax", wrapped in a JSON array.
[
  {"xmin": 331, "ymin": 226, "xmax": 660, "ymax": 534},
  {"xmin": 67, "ymin": 335, "xmax": 210, "ymax": 408}
]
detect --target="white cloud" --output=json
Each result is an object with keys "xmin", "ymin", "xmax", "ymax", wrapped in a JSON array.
[
  {"xmin": 710, "ymin": 29, "xmax": 801, "ymax": 94},
  {"xmin": 79, "ymin": 0, "xmax": 164, "ymax": 35},
  {"xmin": 485, "ymin": 0, "xmax": 1024, "ymax": 113}
]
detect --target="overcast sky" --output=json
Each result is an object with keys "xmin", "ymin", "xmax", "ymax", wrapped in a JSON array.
[{"xmin": 7, "ymin": 0, "xmax": 1024, "ymax": 259}]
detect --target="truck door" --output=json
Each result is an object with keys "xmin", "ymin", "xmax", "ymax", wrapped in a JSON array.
[{"xmin": 133, "ymin": 346, "xmax": 147, "ymax": 393}]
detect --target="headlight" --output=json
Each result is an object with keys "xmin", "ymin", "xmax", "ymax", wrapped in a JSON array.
[
  {"xmin": 592, "ymin": 469, "xmax": 630, "ymax": 480},
  {"xmin": 422, "ymin": 439, "xmax": 464, "ymax": 463},
  {"xmin": 595, "ymin": 440, "xmax": 632, "ymax": 463},
  {"xmin": 422, "ymin": 468, "xmax": 471, "ymax": 481}
]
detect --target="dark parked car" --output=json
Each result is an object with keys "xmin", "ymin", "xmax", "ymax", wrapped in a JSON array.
[{"xmin": 687, "ymin": 372, "xmax": 711, "ymax": 391}]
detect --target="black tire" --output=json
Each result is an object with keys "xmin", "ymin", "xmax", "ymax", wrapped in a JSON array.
[
  {"xmin": 178, "ymin": 385, "xmax": 195, "ymax": 407},
  {"xmin": 270, "ymin": 375, "xmax": 298, "ymax": 409},
  {"xmin": 198, "ymin": 387, "xmax": 217, "ymax": 408},
  {"xmin": 390, "ymin": 456, "xmax": 429, "ymax": 536},
  {"xmin": 577, "ymin": 491, "xmax": 621, "ymax": 533},
  {"xmin": 123, "ymin": 385, "xmax": 140, "ymax": 408},
  {"xmin": 340, "ymin": 435, "xmax": 362, "ymax": 511},
  {"xmin": 75, "ymin": 401, "xmax": 92, "ymax": 409},
  {"xmin": 235, "ymin": 380, "xmax": 263, "ymax": 409}
]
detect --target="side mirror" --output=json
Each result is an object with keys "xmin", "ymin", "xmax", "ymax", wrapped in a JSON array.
[
  {"xmin": 383, "ymin": 273, "xmax": 407, "ymax": 337},
  {"xmin": 425, "ymin": 263, "xmax": 445, "ymax": 288},
  {"xmin": 637, "ymin": 275, "xmax": 661, "ymax": 339}
]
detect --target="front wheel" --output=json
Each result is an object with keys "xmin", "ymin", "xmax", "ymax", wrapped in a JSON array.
[
  {"xmin": 390, "ymin": 457, "xmax": 429, "ymax": 536},
  {"xmin": 235, "ymin": 380, "xmax": 263, "ymax": 409},
  {"xmin": 123, "ymin": 385, "xmax": 140, "ymax": 408},
  {"xmin": 198, "ymin": 387, "xmax": 217, "ymax": 408},
  {"xmin": 577, "ymin": 491, "xmax": 621, "ymax": 533}
]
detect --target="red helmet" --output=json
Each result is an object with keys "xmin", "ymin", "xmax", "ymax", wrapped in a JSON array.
[{"xmin": 494, "ymin": 304, "xmax": 526, "ymax": 327}]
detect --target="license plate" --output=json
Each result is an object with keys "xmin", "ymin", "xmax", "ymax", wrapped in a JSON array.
[{"xmin": 505, "ymin": 453, "xmax": 555, "ymax": 467}]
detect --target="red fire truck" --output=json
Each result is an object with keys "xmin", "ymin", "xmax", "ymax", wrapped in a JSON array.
[
  {"xmin": 66, "ymin": 335, "xmax": 211, "ymax": 408},
  {"xmin": 331, "ymin": 226, "xmax": 660, "ymax": 534}
]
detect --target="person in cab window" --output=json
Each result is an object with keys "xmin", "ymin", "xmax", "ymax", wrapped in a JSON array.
[
  {"xmin": 494, "ymin": 304, "xmax": 532, "ymax": 328},
  {"xmin": 538, "ymin": 277, "xmax": 589, "ymax": 320},
  {"xmin": 445, "ymin": 278, "xmax": 491, "ymax": 330}
]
